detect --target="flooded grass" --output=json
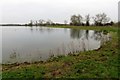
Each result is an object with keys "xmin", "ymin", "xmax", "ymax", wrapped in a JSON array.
[{"xmin": 2, "ymin": 26, "xmax": 119, "ymax": 78}]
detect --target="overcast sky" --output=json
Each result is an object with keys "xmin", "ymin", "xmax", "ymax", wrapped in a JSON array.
[
  {"xmin": 118, "ymin": 1, "xmax": 120, "ymax": 21},
  {"xmin": 0, "ymin": 0, "xmax": 119, "ymax": 24}
]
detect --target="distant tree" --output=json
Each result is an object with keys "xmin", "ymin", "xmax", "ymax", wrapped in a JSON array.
[
  {"xmin": 70, "ymin": 15, "xmax": 77, "ymax": 25},
  {"xmin": 92, "ymin": 13, "xmax": 110, "ymax": 26},
  {"xmin": 35, "ymin": 21, "xmax": 38, "ymax": 26},
  {"xmin": 85, "ymin": 14, "xmax": 90, "ymax": 26},
  {"xmin": 70, "ymin": 14, "xmax": 82, "ymax": 26},
  {"xmin": 64, "ymin": 20, "xmax": 68, "ymax": 25},
  {"xmin": 77, "ymin": 14, "xmax": 83, "ymax": 25},
  {"xmin": 46, "ymin": 19, "xmax": 53, "ymax": 25},
  {"xmin": 28, "ymin": 20, "xmax": 33, "ymax": 26},
  {"xmin": 39, "ymin": 19, "xmax": 45, "ymax": 25},
  {"xmin": 102, "ymin": 16, "xmax": 110, "ymax": 25}
]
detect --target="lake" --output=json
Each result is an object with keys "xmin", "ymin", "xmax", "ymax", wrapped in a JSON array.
[{"xmin": 1, "ymin": 26, "xmax": 111, "ymax": 64}]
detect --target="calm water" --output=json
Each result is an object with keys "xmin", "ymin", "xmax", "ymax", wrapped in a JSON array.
[{"xmin": 1, "ymin": 26, "xmax": 111, "ymax": 64}]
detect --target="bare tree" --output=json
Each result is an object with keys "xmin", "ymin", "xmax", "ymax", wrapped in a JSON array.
[
  {"xmin": 46, "ymin": 19, "xmax": 53, "ymax": 25},
  {"xmin": 93, "ymin": 13, "xmax": 110, "ymax": 26},
  {"xmin": 35, "ymin": 21, "xmax": 38, "ymax": 26},
  {"xmin": 77, "ymin": 14, "xmax": 83, "ymax": 25},
  {"xmin": 85, "ymin": 14, "xmax": 90, "ymax": 26},
  {"xmin": 39, "ymin": 19, "xmax": 45, "ymax": 25},
  {"xmin": 70, "ymin": 15, "xmax": 77, "ymax": 25},
  {"xmin": 64, "ymin": 20, "xmax": 68, "ymax": 25},
  {"xmin": 102, "ymin": 16, "xmax": 110, "ymax": 25},
  {"xmin": 70, "ymin": 14, "xmax": 83, "ymax": 26},
  {"xmin": 28, "ymin": 20, "xmax": 33, "ymax": 26}
]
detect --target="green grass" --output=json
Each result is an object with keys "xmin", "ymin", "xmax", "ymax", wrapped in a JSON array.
[
  {"xmin": 48, "ymin": 25, "xmax": 118, "ymax": 32},
  {"xmin": 2, "ymin": 26, "xmax": 119, "ymax": 79}
]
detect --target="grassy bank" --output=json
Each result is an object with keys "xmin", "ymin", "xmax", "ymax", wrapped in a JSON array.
[
  {"xmin": 2, "ymin": 26, "xmax": 119, "ymax": 79},
  {"xmin": 48, "ymin": 26, "xmax": 118, "ymax": 32}
]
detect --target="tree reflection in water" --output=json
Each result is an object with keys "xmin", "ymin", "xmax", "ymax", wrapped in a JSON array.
[
  {"xmin": 70, "ymin": 29, "xmax": 85, "ymax": 39},
  {"xmin": 69, "ymin": 29, "xmax": 111, "ymax": 51}
]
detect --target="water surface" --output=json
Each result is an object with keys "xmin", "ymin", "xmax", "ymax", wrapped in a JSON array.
[{"xmin": 2, "ymin": 26, "xmax": 111, "ymax": 64}]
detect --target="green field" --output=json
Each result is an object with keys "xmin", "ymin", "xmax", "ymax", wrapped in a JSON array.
[{"xmin": 2, "ymin": 26, "xmax": 119, "ymax": 79}]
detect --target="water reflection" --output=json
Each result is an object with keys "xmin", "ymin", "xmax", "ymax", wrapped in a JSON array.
[
  {"xmin": 93, "ymin": 30, "xmax": 110, "ymax": 41},
  {"xmin": 29, "ymin": 27, "xmax": 54, "ymax": 33},
  {"xmin": 70, "ymin": 29, "xmax": 85, "ymax": 39},
  {"xmin": 70, "ymin": 29, "xmax": 109, "ymax": 41},
  {"xmin": 85, "ymin": 30, "xmax": 89, "ymax": 40},
  {"xmin": 2, "ymin": 26, "xmax": 111, "ymax": 64}
]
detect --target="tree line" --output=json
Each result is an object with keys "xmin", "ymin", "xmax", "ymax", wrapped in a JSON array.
[{"xmin": 26, "ymin": 13, "xmax": 115, "ymax": 26}]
